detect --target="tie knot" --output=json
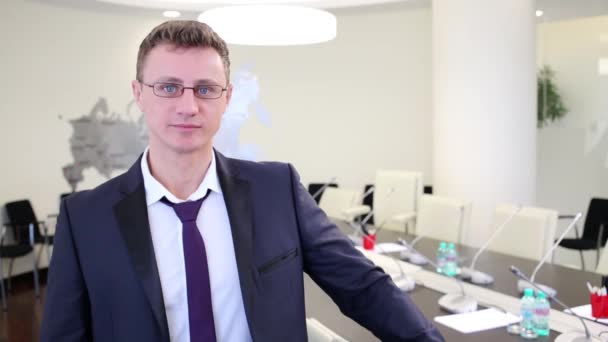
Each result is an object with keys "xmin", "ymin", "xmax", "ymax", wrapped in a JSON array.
[{"xmin": 161, "ymin": 191, "xmax": 209, "ymax": 223}]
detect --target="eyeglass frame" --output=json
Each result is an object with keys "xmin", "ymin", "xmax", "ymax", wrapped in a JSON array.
[{"xmin": 139, "ymin": 81, "xmax": 228, "ymax": 100}]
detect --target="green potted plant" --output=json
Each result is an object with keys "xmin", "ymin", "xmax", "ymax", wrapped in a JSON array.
[{"xmin": 537, "ymin": 65, "xmax": 567, "ymax": 128}]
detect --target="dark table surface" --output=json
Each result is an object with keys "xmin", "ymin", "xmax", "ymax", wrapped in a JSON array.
[{"xmin": 304, "ymin": 222, "xmax": 603, "ymax": 341}]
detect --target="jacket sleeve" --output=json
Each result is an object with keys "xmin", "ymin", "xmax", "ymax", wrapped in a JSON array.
[
  {"xmin": 40, "ymin": 199, "xmax": 92, "ymax": 342},
  {"xmin": 288, "ymin": 164, "xmax": 444, "ymax": 342}
]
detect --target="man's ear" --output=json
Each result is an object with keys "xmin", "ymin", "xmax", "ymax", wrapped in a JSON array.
[
  {"xmin": 131, "ymin": 80, "xmax": 144, "ymax": 111},
  {"xmin": 225, "ymin": 83, "xmax": 233, "ymax": 106}
]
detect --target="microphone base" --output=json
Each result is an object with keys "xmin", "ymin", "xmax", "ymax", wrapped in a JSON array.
[
  {"xmin": 460, "ymin": 267, "xmax": 495, "ymax": 285},
  {"xmin": 438, "ymin": 293, "xmax": 478, "ymax": 314},
  {"xmin": 555, "ymin": 331, "xmax": 601, "ymax": 342},
  {"xmin": 517, "ymin": 279, "xmax": 557, "ymax": 298},
  {"xmin": 392, "ymin": 274, "xmax": 416, "ymax": 292},
  {"xmin": 399, "ymin": 251, "xmax": 428, "ymax": 266}
]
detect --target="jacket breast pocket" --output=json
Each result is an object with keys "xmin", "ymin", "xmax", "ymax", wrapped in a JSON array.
[{"xmin": 258, "ymin": 248, "xmax": 299, "ymax": 275}]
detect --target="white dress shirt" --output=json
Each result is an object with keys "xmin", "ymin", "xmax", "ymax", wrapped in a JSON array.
[{"xmin": 141, "ymin": 148, "xmax": 252, "ymax": 342}]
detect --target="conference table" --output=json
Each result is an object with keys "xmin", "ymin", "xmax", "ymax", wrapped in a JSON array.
[{"xmin": 304, "ymin": 221, "xmax": 603, "ymax": 341}]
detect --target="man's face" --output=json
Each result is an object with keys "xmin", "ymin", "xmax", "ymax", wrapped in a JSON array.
[{"xmin": 132, "ymin": 44, "xmax": 232, "ymax": 155}]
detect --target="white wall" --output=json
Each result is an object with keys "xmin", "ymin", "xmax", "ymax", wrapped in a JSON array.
[
  {"xmin": 1, "ymin": 1, "xmax": 432, "ymax": 275},
  {"xmin": 537, "ymin": 15, "xmax": 608, "ymax": 270}
]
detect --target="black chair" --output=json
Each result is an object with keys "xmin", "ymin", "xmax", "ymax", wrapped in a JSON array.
[
  {"xmin": 0, "ymin": 206, "xmax": 40, "ymax": 311},
  {"xmin": 361, "ymin": 184, "xmax": 375, "ymax": 225},
  {"xmin": 307, "ymin": 183, "xmax": 338, "ymax": 204},
  {"xmin": 5, "ymin": 200, "xmax": 54, "ymax": 267},
  {"xmin": 556, "ymin": 198, "xmax": 608, "ymax": 271}
]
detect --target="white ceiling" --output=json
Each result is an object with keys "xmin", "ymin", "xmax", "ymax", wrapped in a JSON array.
[
  {"xmin": 95, "ymin": 0, "xmax": 410, "ymax": 11},
  {"xmin": 26, "ymin": 0, "xmax": 608, "ymax": 21}
]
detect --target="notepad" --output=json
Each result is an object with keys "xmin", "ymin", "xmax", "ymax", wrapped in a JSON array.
[
  {"xmin": 565, "ymin": 304, "xmax": 608, "ymax": 324},
  {"xmin": 434, "ymin": 308, "xmax": 521, "ymax": 334}
]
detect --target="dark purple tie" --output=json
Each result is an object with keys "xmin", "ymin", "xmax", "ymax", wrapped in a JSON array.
[{"xmin": 161, "ymin": 192, "xmax": 216, "ymax": 342}]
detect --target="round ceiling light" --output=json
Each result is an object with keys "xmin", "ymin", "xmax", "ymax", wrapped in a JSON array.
[
  {"xmin": 198, "ymin": 5, "xmax": 337, "ymax": 46},
  {"xmin": 163, "ymin": 10, "xmax": 181, "ymax": 18}
]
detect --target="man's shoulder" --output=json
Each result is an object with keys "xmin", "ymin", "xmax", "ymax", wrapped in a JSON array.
[
  {"xmin": 64, "ymin": 171, "xmax": 130, "ymax": 210},
  {"xmin": 223, "ymin": 156, "xmax": 295, "ymax": 181}
]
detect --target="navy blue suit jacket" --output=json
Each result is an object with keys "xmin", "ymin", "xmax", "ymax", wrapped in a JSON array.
[{"xmin": 40, "ymin": 151, "xmax": 443, "ymax": 341}]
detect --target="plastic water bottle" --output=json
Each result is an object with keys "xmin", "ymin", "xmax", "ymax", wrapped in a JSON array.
[
  {"xmin": 520, "ymin": 288, "xmax": 538, "ymax": 339},
  {"xmin": 444, "ymin": 243, "xmax": 458, "ymax": 277},
  {"xmin": 436, "ymin": 242, "xmax": 447, "ymax": 273},
  {"xmin": 534, "ymin": 291, "xmax": 550, "ymax": 336}
]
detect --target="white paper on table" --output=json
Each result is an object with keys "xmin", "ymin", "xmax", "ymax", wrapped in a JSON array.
[
  {"xmin": 371, "ymin": 242, "xmax": 409, "ymax": 254},
  {"xmin": 434, "ymin": 308, "xmax": 521, "ymax": 334},
  {"xmin": 566, "ymin": 304, "xmax": 608, "ymax": 324}
]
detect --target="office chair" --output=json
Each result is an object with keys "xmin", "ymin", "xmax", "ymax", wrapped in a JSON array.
[
  {"xmin": 5, "ymin": 200, "xmax": 53, "ymax": 270},
  {"xmin": 307, "ymin": 183, "xmax": 338, "ymax": 204},
  {"xmin": 318, "ymin": 187, "xmax": 370, "ymax": 223},
  {"xmin": 0, "ymin": 219, "xmax": 40, "ymax": 310},
  {"xmin": 415, "ymin": 194, "xmax": 471, "ymax": 244},
  {"xmin": 373, "ymin": 170, "xmax": 423, "ymax": 233},
  {"xmin": 488, "ymin": 204, "xmax": 558, "ymax": 261},
  {"xmin": 556, "ymin": 198, "xmax": 608, "ymax": 271},
  {"xmin": 361, "ymin": 184, "xmax": 375, "ymax": 224}
]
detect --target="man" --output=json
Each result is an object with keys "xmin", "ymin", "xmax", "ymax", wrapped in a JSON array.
[{"xmin": 41, "ymin": 20, "xmax": 444, "ymax": 342}]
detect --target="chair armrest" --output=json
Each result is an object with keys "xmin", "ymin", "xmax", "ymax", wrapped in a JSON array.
[
  {"xmin": 390, "ymin": 212, "xmax": 417, "ymax": 224},
  {"xmin": 341, "ymin": 205, "xmax": 371, "ymax": 221}
]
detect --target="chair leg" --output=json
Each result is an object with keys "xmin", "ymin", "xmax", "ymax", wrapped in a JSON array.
[
  {"xmin": 31, "ymin": 251, "xmax": 40, "ymax": 298},
  {"xmin": 45, "ymin": 240, "xmax": 51, "ymax": 264},
  {"xmin": 7, "ymin": 259, "xmax": 14, "ymax": 292},
  {"xmin": 36, "ymin": 248, "xmax": 42, "ymax": 270},
  {"xmin": 0, "ymin": 260, "xmax": 6, "ymax": 311},
  {"xmin": 580, "ymin": 250, "xmax": 586, "ymax": 271}
]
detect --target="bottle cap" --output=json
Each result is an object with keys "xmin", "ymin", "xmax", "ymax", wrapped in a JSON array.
[
  {"xmin": 524, "ymin": 288, "xmax": 534, "ymax": 297},
  {"xmin": 447, "ymin": 243, "xmax": 455, "ymax": 249},
  {"xmin": 537, "ymin": 291, "xmax": 546, "ymax": 299},
  {"xmin": 439, "ymin": 242, "xmax": 447, "ymax": 248}
]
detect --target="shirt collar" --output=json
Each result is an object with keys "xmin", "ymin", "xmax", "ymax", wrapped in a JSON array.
[{"xmin": 141, "ymin": 147, "xmax": 222, "ymax": 206}]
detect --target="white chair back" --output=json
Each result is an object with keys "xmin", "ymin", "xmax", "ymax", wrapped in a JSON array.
[
  {"xmin": 306, "ymin": 318, "xmax": 348, "ymax": 342},
  {"xmin": 373, "ymin": 170, "xmax": 423, "ymax": 232},
  {"xmin": 318, "ymin": 187, "xmax": 361, "ymax": 222},
  {"xmin": 488, "ymin": 204, "xmax": 558, "ymax": 261},
  {"xmin": 415, "ymin": 194, "xmax": 471, "ymax": 244}
]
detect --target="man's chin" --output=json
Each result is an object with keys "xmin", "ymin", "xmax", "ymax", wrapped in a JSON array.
[{"xmin": 170, "ymin": 142, "xmax": 211, "ymax": 155}]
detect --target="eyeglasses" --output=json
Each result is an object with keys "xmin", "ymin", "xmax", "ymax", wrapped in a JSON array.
[{"xmin": 140, "ymin": 81, "xmax": 227, "ymax": 99}]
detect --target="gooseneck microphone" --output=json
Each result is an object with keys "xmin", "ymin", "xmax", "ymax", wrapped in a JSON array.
[
  {"xmin": 311, "ymin": 176, "xmax": 337, "ymax": 201},
  {"xmin": 516, "ymin": 213, "xmax": 583, "ymax": 298},
  {"xmin": 509, "ymin": 265, "xmax": 600, "ymax": 342},
  {"xmin": 398, "ymin": 238, "xmax": 478, "ymax": 314},
  {"xmin": 401, "ymin": 204, "xmax": 467, "ymax": 266},
  {"xmin": 460, "ymin": 205, "xmax": 522, "ymax": 285}
]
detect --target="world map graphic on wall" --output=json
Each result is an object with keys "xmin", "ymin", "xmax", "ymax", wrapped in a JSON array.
[
  {"xmin": 61, "ymin": 98, "xmax": 148, "ymax": 191},
  {"xmin": 61, "ymin": 66, "xmax": 271, "ymax": 191}
]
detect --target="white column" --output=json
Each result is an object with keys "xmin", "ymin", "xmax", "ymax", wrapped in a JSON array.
[{"xmin": 432, "ymin": 0, "xmax": 537, "ymax": 246}]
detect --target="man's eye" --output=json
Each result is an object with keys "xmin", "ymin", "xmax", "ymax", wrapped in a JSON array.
[{"xmin": 162, "ymin": 85, "xmax": 178, "ymax": 93}]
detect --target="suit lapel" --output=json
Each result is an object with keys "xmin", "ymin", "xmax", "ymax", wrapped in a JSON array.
[
  {"xmin": 215, "ymin": 151, "xmax": 258, "ymax": 339},
  {"xmin": 113, "ymin": 158, "xmax": 170, "ymax": 342}
]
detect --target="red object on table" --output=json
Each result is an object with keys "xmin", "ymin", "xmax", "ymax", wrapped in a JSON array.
[
  {"xmin": 590, "ymin": 293, "xmax": 608, "ymax": 318},
  {"xmin": 362, "ymin": 234, "xmax": 376, "ymax": 250}
]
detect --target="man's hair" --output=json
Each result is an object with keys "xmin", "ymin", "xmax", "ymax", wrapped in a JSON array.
[{"xmin": 136, "ymin": 20, "xmax": 231, "ymax": 84}]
